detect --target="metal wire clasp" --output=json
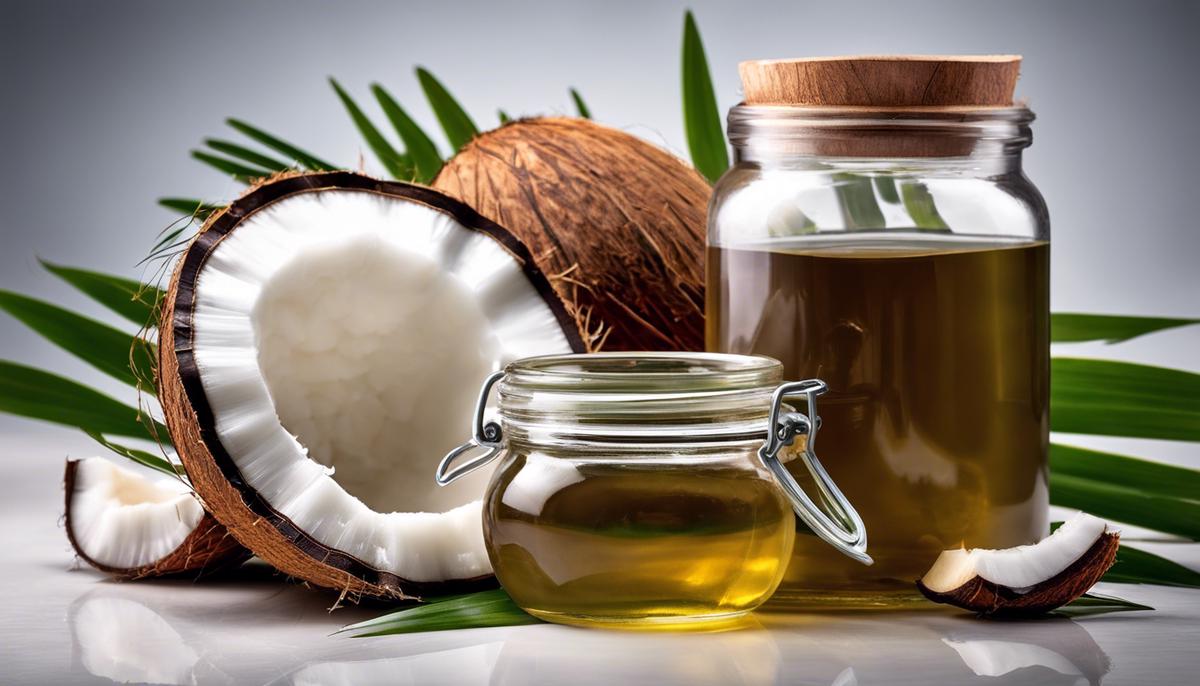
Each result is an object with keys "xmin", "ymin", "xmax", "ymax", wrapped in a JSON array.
[
  {"xmin": 436, "ymin": 371, "xmax": 505, "ymax": 486},
  {"xmin": 759, "ymin": 379, "xmax": 872, "ymax": 565}
]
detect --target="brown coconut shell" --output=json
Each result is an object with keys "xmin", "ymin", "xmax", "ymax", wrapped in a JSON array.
[
  {"xmin": 432, "ymin": 117, "xmax": 711, "ymax": 352},
  {"xmin": 916, "ymin": 532, "xmax": 1121, "ymax": 618},
  {"xmin": 63, "ymin": 460, "xmax": 249, "ymax": 579},
  {"xmin": 159, "ymin": 171, "xmax": 577, "ymax": 600}
]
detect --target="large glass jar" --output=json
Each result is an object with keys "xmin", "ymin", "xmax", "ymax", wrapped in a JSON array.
[
  {"xmin": 708, "ymin": 61, "xmax": 1050, "ymax": 604},
  {"xmin": 437, "ymin": 353, "xmax": 870, "ymax": 626}
]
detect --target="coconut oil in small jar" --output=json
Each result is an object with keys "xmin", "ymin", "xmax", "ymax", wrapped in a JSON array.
[{"xmin": 438, "ymin": 353, "xmax": 871, "ymax": 627}]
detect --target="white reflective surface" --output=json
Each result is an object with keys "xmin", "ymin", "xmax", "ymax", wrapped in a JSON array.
[{"xmin": 2, "ymin": 427, "xmax": 1198, "ymax": 685}]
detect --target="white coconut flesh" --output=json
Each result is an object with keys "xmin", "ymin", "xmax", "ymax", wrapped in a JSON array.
[
  {"xmin": 921, "ymin": 513, "xmax": 1110, "ymax": 593},
  {"xmin": 67, "ymin": 458, "xmax": 203, "ymax": 570},
  {"xmin": 189, "ymin": 189, "xmax": 573, "ymax": 581}
]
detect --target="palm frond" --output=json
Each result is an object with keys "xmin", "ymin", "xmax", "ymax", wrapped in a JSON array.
[
  {"xmin": 1052, "ymin": 314, "xmax": 1200, "ymax": 343},
  {"xmin": 157, "ymin": 197, "xmax": 224, "ymax": 220},
  {"xmin": 86, "ymin": 431, "xmax": 180, "ymax": 478},
  {"xmin": 1052, "ymin": 358, "xmax": 1200, "ymax": 442},
  {"xmin": 40, "ymin": 260, "xmax": 161, "ymax": 328},
  {"xmin": 415, "ymin": 67, "xmax": 479, "ymax": 151},
  {"xmin": 225, "ymin": 118, "xmax": 335, "ymax": 170},
  {"xmin": 0, "ymin": 291, "xmax": 155, "ymax": 392},
  {"xmin": 570, "ymin": 88, "xmax": 592, "ymax": 119},
  {"xmin": 0, "ymin": 360, "xmax": 166, "ymax": 441},
  {"xmin": 191, "ymin": 150, "xmax": 271, "ymax": 183},
  {"xmin": 371, "ymin": 84, "xmax": 443, "ymax": 183},
  {"xmin": 337, "ymin": 589, "xmax": 537, "ymax": 637},
  {"xmin": 330, "ymin": 78, "xmax": 412, "ymax": 179},
  {"xmin": 203, "ymin": 139, "xmax": 290, "ymax": 172},
  {"xmin": 681, "ymin": 10, "xmax": 729, "ymax": 182}
]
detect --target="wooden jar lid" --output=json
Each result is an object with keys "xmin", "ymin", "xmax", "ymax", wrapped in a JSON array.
[
  {"xmin": 738, "ymin": 55, "xmax": 1021, "ymax": 108},
  {"xmin": 735, "ymin": 55, "xmax": 1025, "ymax": 156}
]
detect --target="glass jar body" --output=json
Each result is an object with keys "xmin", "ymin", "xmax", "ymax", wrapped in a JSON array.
[
  {"xmin": 482, "ymin": 440, "xmax": 796, "ymax": 626},
  {"xmin": 707, "ymin": 107, "xmax": 1050, "ymax": 603}
]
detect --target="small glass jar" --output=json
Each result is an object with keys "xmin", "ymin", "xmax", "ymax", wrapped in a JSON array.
[
  {"xmin": 437, "ymin": 352, "xmax": 869, "ymax": 627},
  {"xmin": 708, "ymin": 102, "xmax": 1050, "ymax": 601}
]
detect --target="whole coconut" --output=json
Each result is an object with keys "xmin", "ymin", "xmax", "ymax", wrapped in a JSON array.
[{"xmin": 433, "ymin": 117, "xmax": 710, "ymax": 351}]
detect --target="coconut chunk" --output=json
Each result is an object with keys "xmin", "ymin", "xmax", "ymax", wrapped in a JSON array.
[
  {"xmin": 921, "ymin": 513, "xmax": 1108, "ymax": 593},
  {"xmin": 917, "ymin": 513, "xmax": 1120, "ymax": 617},
  {"xmin": 64, "ymin": 457, "xmax": 246, "ymax": 577}
]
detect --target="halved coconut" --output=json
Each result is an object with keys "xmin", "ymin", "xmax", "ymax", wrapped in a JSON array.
[
  {"xmin": 159, "ymin": 172, "xmax": 585, "ymax": 599},
  {"xmin": 64, "ymin": 457, "xmax": 246, "ymax": 578},
  {"xmin": 917, "ymin": 513, "xmax": 1120, "ymax": 617}
]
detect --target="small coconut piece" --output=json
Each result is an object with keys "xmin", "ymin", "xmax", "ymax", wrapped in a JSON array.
[
  {"xmin": 433, "ymin": 117, "xmax": 711, "ymax": 352},
  {"xmin": 64, "ymin": 457, "xmax": 247, "ymax": 578},
  {"xmin": 917, "ymin": 513, "xmax": 1120, "ymax": 617}
]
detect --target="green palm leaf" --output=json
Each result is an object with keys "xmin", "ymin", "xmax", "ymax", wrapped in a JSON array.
[
  {"xmin": 0, "ymin": 291, "xmax": 155, "ymax": 392},
  {"xmin": 1050, "ymin": 472, "xmax": 1199, "ymax": 540},
  {"xmin": 191, "ymin": 150, "xmax": 271, "ymax": 183},
  {"xmin": 498, "ymin": 109, "xmax": 512, "ymax": 124},
  {"xmin": 86, "ymin": 431, "xmax": 179, "ymax": 477},
  {"xmin": 203, "ymin": 139, "xmax": 290, "ymax": 172},
  {"xmin": 225, "ymin": 118, "xmax": 335, "ymax": 170},
  {"xmin": 1052, "ymin": 521, "xmax": 1200, "ymax": 588},
  {"xmin": 1051, "ymin": 443, "xmax": 1199, "ymax": 501},
  {"xmin": 833, "ymin": 173, "xmax": 887, "ymax": 229},
  {"xmin": 1106, "ymin": 543, "xmax": 1200, "ymax": 588},
  {"xmin": 40, "ymin": 261, "xmax": 161, "ymax": 328},
  {"xmin": 158, "ymin": 198, "xmax": 223, "ymax": 220},
  {"xmin": 681, "ymin": 10, "xmax": 729, "ymax": 182},
  {"xmin": 415, "ymin": 67, "xmax": 479, "ymax": 151},
  {"xmin": 0, "ymin": 361, "xmax": 166, "ymax": 441},
  {"xmin": 900, "ymin": 181, "xmax": 949, "ymax": 229},
  {"xmin": 330, "ymin": 78, "xmax": 411, "ymax": 180},
  {"xmin": 873, "ymin": 177, "xmax": 901, "ymax": 204},
  {"xmin": 1056, "ymin": 593, "xmax": 1153, "ymax": 617},
  {"xmin": 570, "ymin": 88, "xmax": 592, "ymax": 119},
  {"xmin": 371, "ymin": 84, "xmax": 443, "ymax": 183},
  {"xmin": 336, "ymin": 588, "xmax": 537, "ymax": 637},
  {"xmin": 145, "ymin": 226, "xmax": 193, "ymax": 267},
  {"xmin": 1052, "ymin": 314, "xmax": 1200, "ymax": 344},
  {"xmin": 1051, "ymin": 358, "xmax": 1200, "ymax": 441}
]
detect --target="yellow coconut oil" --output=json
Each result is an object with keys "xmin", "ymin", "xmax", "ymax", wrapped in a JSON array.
[
  {"xmin": 483, "ymin": 449, "xmax": 797, "ymax": 626},
  {"xmin": 707, "ymin": 239, "xmax": 1050, "ymax": 603}
]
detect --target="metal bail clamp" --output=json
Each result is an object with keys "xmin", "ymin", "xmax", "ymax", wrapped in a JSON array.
[
  {"xmin": 759, "ymin": 379, "xmax": 872, "ymax": 565},
  {"xmin": 436, "ymin": 371, "xmax": 506, "ymax": 486}
]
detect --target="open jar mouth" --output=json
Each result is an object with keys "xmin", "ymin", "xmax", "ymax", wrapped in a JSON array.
[{"xmin": 498, "ymin": 352, "xmax": 784, "ymax": 445}]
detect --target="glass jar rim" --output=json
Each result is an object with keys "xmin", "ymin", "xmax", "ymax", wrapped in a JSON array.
[
  {"xmin": 727, "ymin": 104, "xmax": 1034, "ymax": 158},
  {"xmin": 497, "ymin": 352, "xmax": 785, "ymax": 444},
  {"xmin": 504, "ymin": 351, "xmax": 780, "ymax": 390}
]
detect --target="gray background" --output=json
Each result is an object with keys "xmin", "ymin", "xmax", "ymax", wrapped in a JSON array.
[
  {"xmin": 3, "ymin": 7, "xmax": 1198, "ymax": 682},
  {"xmin": 2, "ymin": 0, "xmax": 1197, "ymax": 440}
]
